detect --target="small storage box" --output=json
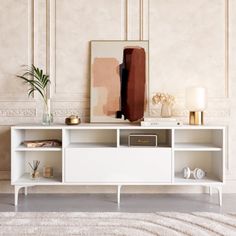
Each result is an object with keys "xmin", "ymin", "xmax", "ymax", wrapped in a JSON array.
[{"xmin": 128, "ymin": 134, "xmax": 158, "ymax": 147}]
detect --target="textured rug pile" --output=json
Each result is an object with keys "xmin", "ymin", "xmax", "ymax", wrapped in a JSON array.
[{"xmin": 0, "ymin": 212, "xmax": 236, "ymax": 235}]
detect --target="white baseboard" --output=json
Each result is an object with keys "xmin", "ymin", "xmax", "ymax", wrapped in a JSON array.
[{"xmin": 1, "ymin": 180, "xmax": 236, "ymax": 194}]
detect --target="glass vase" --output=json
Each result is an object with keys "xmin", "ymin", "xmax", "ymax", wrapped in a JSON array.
[
  {"xmin": 42, "ymin": 99, "xmax": 53, "ymax": 125},
  {"xmin": 30, "ymin": 170, "xmax": 40, "ymax": 179},
  {"xmin": 161, "ymin": 103, "xmax": 172, "ymax": 118}
]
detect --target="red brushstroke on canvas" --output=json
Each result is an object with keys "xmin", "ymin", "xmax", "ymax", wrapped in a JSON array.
[{"xmin": 121, "ymin": 47, "xmax": 146, "ymax": 122}]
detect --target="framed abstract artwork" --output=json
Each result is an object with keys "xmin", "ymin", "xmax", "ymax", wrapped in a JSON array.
[{"xmin": 90, "ymin": 40, "xmax": 149, "ymax": 123}]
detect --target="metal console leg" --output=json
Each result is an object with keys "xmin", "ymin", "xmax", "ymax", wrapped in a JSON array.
[
  {"xmin": 24, "ymin": 187, "xmax": 28, "ymax": 196},
  {"xmin": 117, "ymin": 185, "xmax": 122, "ymax": 207},
  {"xmin": 15, "ymin": 186, "xmax": 23, "ymax": 206},
  {"xmin": 209, "ymin": 186, "xmax": 213, "ymax": 196},
  {"xmin": 216, "ymin": 186, "xmax": 222, "ymax": 206}
]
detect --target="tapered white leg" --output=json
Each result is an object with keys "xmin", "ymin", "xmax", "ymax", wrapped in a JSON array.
[
  {"xmin": 217, "ymin": 186, "xmax": 222, "ymax": 206},
  {"xmin": 209, "ymin": 186, "xmax": 212, "ymax": 196},
  {"xmin": 24, "ymin": 187, "xmax": 28, "ymax": 196},
  {"xmin": 117, "ymin": 185, "xmax": 122, "ymax": 207},
  {"xmin": 15, "ymin": 186, "xmax": 22, "ymax": 206}
]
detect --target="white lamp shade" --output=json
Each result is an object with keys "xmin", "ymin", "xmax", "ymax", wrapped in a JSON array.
[{"xmin": 185, "ymin": 87, "xmax": 207, "ymax": 111}]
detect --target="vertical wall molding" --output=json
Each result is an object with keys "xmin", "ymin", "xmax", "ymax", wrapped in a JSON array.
[
  {"xmin": 122, "ymin": 0, "xmax": 128, "ymax": 40},
  {"xmin": 126, "ymin": 0, "xmax": 128, "ymax": 40},
  {"xmin": 46, "ymin": 0, "xmax": 50, "ymax": 74},
  {"xmin": 34, "ymin": 0, "xmax": 49, "ymax": 99},
  {"xmin": 225, "ymin": 0, "xmax": 229, "ymax": 98},
  {"xmin": 45, "ymin": 0, "xmax": 51, "ymax": 97},
  {"xmin": 28, "ymin": 0, "xmax": 34, "ymax": 69},
  {"xmin": 126, "ymin": 0, "xmax": 140, "ymax": 40},
  {"xmin": 49, "ymin": 0, "xmax": 56, "ymax": 99},
  {"xmin": 126, "ymin": 0, "xmax": 147, "ymax": 40},
  {"xmin": 139, "ymin": 0, "xmax": 143, "ymax": 40},
  {"xmin": 143, "ymin": 0, "xmax": 149, "ymax": 40}
]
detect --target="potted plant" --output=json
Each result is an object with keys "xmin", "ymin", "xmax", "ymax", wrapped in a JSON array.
[{"xmin": 17, "ymin": 65, "xmax": 53, "ymax": 125}]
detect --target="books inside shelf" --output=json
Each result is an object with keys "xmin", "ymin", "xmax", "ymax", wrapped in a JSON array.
[
  {"xmin": 141, "ymin": 120, "xmax": 183, "ymax": 127},
  {"xmin": 144, "ymin": 117, "xmax": 177, "ymax": 122}
]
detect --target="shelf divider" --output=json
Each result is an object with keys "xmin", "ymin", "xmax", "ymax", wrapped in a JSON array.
[
  {"xmin": 174, "ymin": 143, "xmax": 222, "ymax": 151},
  {"xmin": 15, "ymin": 145, "xmax": 62, "ymax": 152},
  {"xmin": 14, "ymin": 173, "xmax": 62, "ymax": 185},
  {"xmin": 174, "ymin": 173, "xmax": 223, "ymax": 185}
]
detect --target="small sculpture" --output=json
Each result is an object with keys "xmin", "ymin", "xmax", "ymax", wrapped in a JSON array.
[
  {"xmin": 152, "ymin": 92, "xmax": 175, "ymax": 117},
  {"xmin": 65, "ymin": 115, "xmax": 81, "ymax": 125},
  {"xmin": 182, "ymin": 167, "xmax": 206, "ymax": 179}
]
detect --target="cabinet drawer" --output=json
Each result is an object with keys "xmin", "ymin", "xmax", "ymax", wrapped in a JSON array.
[{"xmin": 65, "ymin": 148, "xmax": 171, "ymax": 183}]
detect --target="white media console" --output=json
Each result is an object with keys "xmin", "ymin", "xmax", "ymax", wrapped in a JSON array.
[{"xmin": 11, "ymin": 124, "xmax": 225, "ymax": 206}]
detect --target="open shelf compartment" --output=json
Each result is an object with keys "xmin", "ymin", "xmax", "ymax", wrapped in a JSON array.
[
  {"xmin": 11, "ymin": 151, "xmax": 62, "ymax": 184},
  {"xmin": 14, "ymin": 173, "xmax": 62, "ymax": 185},
  {"xmin": 119, "ymin": 129, "xmax": 172, "ymax": 148},
  {"xmin": 174, "ymin": 151, "xmax": 223, "ymax": 184},
  {"xmin": 64, "ymin": 129, "xmax": 117, "ymax": 148},
  {"xmin": 12, "ymin": 128, "xmax": 62, "ymax": 151},
  {"xmin": 174, "ymin": 129, "xmax": 223, "ymax": 151}
]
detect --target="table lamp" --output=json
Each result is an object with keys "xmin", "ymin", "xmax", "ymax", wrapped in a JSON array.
[{"xmin": 185, "ymin": 86, "xmax": 207, "ymax": 125}]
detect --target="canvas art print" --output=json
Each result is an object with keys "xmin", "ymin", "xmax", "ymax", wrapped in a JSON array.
[{"xmin": 90, "ymin": 41, "xmax": 148, "ymax": 123}]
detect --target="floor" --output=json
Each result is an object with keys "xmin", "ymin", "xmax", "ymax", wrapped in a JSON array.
[{"xmin": 0, "ymin": 193, "xmax": 235, "ymax": 212}]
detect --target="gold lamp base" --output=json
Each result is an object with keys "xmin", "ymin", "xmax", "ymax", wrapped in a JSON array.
[{"xmin": 189, "ymin": 111, "xmax": 204, "ymax": 125}]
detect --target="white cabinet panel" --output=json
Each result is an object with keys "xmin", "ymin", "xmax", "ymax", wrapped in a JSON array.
[{"xmin": 65, "ymin": 148, "xmax": 172, "ymax": 183}]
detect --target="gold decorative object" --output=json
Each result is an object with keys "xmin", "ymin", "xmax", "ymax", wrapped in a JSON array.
[
  {"xmin": 43, "ymin": 166, "xmax": 53, "ymax": 178},
  {"xmin": 189, "ymin": 111, "xmax": 204, "ymax": 125},
  {"xmin": 65, "ymin": 115, "xmax": 81, "ymax": 125},
  {"xmin": 186, "ymin": 87, "xmax": 207, "ymax": 125}
]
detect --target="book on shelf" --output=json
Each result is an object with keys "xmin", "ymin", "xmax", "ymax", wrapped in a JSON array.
[
  {"xmin": 140, "ymin": 120, "xmax": 183, "ymax": 126},
  {"xmin": 144, "ymin": 117, "xmax": 177, "ymax": 122}
]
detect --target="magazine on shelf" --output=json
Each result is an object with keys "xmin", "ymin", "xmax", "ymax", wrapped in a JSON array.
[
  {"xmin": 140, "ymin": 121, "xmax": 183, "ymax": 127},
  {"xmin": 143, "ymin": 117, "xmax": 177, "ymax": 122}
]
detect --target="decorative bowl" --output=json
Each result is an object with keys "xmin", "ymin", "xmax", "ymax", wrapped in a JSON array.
[{"xmin": 65, "ymin": 115, "xmax": 81, "ymax": 125}]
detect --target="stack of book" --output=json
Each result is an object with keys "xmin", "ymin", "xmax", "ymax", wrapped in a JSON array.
[{"xmin": 141, "ymin": 117, "xmax": 183, "ymax": 126}]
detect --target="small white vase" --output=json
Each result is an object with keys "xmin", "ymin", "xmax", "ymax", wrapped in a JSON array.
[{"xmin": 161, "ymin": 103, "xmax": 172, "ymax": 118}]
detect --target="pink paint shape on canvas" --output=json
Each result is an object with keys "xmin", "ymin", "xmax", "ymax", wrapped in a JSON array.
[{"xmin": 92, "ymin": 58, "xmax": 120, "ymax": 117}]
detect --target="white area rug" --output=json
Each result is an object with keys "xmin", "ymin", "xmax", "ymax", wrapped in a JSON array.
[{"xmin": 0, "ymin": 212, "xmax": 236, "ymax": 236}]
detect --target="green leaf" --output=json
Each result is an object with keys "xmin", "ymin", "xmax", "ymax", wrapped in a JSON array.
[
  {"xmin": 17, "ymin": 64, "xmax": 50, "ymax": 100},
  {"xmin": 28, "ymin": 88, "xmax": 35, "ymax": 98}
]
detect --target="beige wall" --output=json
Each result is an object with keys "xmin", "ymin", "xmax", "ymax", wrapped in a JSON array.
[{"xmin": 0, "ymin": 0, "xmax": 235, "ymax": 193}]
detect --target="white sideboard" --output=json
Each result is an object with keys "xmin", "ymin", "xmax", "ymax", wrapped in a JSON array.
[{"xmin": 11, "ymin": 124, "xmax": 225, "ymax": 206}]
